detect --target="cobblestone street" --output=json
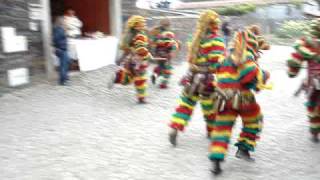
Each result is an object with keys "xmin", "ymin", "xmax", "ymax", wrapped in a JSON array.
[{"xmin": 0, "ymin": 46, "xmax": 319, "ymax": 180}]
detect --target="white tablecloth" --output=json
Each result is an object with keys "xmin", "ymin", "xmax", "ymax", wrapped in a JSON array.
[{"xmin": 68, "ymin": 37, "xmax": 118, "ymax": 71}]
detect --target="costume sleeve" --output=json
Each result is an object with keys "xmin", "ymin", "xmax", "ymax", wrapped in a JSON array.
[
  {"xmin": 256, "ymin": 68, "xmax": 270, "ymax": 90},
  {"xmin": 239, "ymin": 60, "xmax": 259, "ymax": 84},
  {"xmin": 201, "ymin": 37, "xmax": 225, "ymax": 73},
  {"xmin": 132, "ymin": 32, "xmax": 151, "ymax": 61},
  {"xmin": 240, "ymin": 60, "xmax": 270, "ymax": 90},
  {"xmin": 287, "ymin": 38, "xmax": 314, "ymax": 78}
]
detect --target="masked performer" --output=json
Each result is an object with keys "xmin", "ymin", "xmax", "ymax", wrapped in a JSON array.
[
  {"xmin": 287, "ymin": 18, "xmax": 320, "ymax": 142},
  {"xmin": 168, "ymin": 10, "xmax": 225, "ymax": 146},
  {"xmin": 149, "ymin": 18, "xmax": 180, "ymax": 89},
  {"xmin": 209, "ymin": 27, "xmax": 271, "ymax": 175},
  {"xmin": 109, "ymin": 16, "xmax": 151, "ymax": 104}
]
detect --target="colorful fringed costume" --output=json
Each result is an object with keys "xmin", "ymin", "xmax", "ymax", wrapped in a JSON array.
[
  {"xmin": 113, "ymin": 16, "xmax": 151, "ymax": 103},
  {"xmin": 287, "ymin": 18, "xmax": 320, "ymax": 141},
  {"xmin": 150, "ymin": 19, "xmax": 179, "ymax": 88},
  {"xmin": 168, "ymin": 10, "xmax": 225, "ymax": 146},
  {"xmin": 209, "ymin": 27, "xmax": 271, "ymax": 174}
]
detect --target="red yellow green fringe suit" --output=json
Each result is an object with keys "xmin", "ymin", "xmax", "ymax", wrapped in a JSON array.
[
  {"xmin": 169, "ymin": 10, "xmax": 225, "ymax": 139},
  {"xmin": 287, "ymin": 19, "xmax": 320, "ymax": 139},
  {"xmin": 209, "ymin": 30, "xmax": 271, "ymax": 162},
  {"xmin": 152, "ymin": 28, "xmax": 179, "ymax": 88},
  {"xmin": 114, "ymin": 16, "xmax": 151, "ymax": 103}
]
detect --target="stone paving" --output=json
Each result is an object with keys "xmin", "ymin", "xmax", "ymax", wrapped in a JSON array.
[{"xmin": 0, "ymin": 46, "xmax": 319, "ymax": 180}]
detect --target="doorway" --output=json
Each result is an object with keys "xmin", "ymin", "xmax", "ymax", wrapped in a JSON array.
[{"xmin": 49, "ymin": 0, "xmax": 111, "ymax": 34}]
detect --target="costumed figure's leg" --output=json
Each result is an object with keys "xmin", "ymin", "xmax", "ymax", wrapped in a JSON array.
[
  {"xmin": 209, "ymin": 105, "xmax": 237, "ymax": 174},
  {"xmin": 236, "ymin": 92, "xmax": 263, "ymax": 160},
  {"xmin": 114, "ymin": 68, "xmax": 133, "ymax": 85},
  {"xmin": 306, "ymin": 91, "xmax": 320, "ymax": 142},
  {"xmin": 169, "ymin": 91, "xmax": 199, "ymax": 146},
  {"xmin": 134, "ymin": 63, "xmax": 148, "ymax": 103},
  {"xmin": 151, "ymin": 63, "xmax": 161, "ymax": 85},
  {"xmin": 159, "ymin": 63, "xmax": 173, "ymax": 89},
  {"xmin": 200, "ymin": 96, "xmax": 216, "ymax": 137}
]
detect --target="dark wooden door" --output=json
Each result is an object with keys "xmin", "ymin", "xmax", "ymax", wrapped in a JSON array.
[{"xmin": 50, "ymin": 0, "xmax": 110, "ymax": 34}]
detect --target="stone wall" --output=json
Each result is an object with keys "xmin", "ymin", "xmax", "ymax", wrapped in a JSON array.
[{"xmin": 0, "ymin": 0, "xmax": 44, "ymax": 87}]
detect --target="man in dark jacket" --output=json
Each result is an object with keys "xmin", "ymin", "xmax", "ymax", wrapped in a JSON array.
[{"xmin": 53, "ymin": 16, "xmax": 70, "ymax": 85}]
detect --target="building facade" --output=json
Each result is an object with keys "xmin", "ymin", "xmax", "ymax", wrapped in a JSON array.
[{"xmin": 0, "ymin": 0, "xmax": 122, "ymax": 88}]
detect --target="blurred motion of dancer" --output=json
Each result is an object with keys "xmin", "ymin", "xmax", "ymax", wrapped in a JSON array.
[
  {"xmin": 109, "ymin": 15, "xmax": 151, "ymax": 104},
  {"xmin": 287, "ymin": 18, "xmax": 320, "ymax": 142},
  {"xmin": 149, "ymin": 18, "xmax": 180, "ymax": 89},
  {"xmin": 168, "ymin": 10, "xmax": 225, "ymax": 146},
  {"xmin": 209, "ymin": 26, "xmax": 271, "ymax": 175}
]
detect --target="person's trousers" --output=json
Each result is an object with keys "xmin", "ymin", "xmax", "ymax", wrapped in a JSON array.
[
  {"xmin": 224, "ymin": 35, "xmax": 229, "ymax": 49},
  {"xmin": 115, "ymin": 64, "xmax": 148, "ymax": 101},
  {"xmin": 153, "ymin": 62, "xmax": 173, "ymax": 87},
  {"xmin": 169, "ymin": 91, "xmax": 216, "ymax": 135},
  {"xmin": 56, "ymin": 50, "xmax": 70, "ymax": 84},
  {"xmin": 209, "ymin": 91, "xmax": 263, "ymax": 161}
]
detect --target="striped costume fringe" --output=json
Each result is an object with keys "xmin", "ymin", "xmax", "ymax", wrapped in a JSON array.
[
  {"xmin": 306, "ymin": 95, "xmax": 320, "ymax": 134},
  {"xmin": 169, "ymin": 32, "xmax": 224, "ymax": 132},
  {"xmin": 209, "ymin": 92, "xmax": 263, "ymax": 160},
  {"xmin": 115, "ymin": 68, "xmax": 133, "ymax": 85},
  {"xmin": 287, "ymin": 37, "xmax": 318, "ymax": 77},
  {"xmin": 287, "ymin": 37, "xmax": 320, "ymax": 135}
]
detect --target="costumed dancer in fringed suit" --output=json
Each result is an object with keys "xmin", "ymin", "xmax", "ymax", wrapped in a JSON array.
[
  {"xmin": 209, "ymin": 27, "xmax": 271, "ymax": 175},
  {"xmin": 110, "ymin": 15, "xmax": 151, "ymax": 104},
  {"xmin": 149, "ymin": 18, "xmax": 180, "ymax": 89},
  {"xmin": 287, "ymin": 18, "xmax": 320, "ymax": 142},
  {"xmin": 168, "ymin": 10, "xmax": 225, "ymax": 146}
]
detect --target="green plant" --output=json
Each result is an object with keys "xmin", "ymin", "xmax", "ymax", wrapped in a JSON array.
[
  {"xmin": 290, "ymin": 0, "xmax": 304, "ymax": 9},
  {"xmin": 276, "ymin": 20, "xmax": 311, "ymax": 39},
  {"xmin": 213, "ymin": 3, "xmax": 256, "ymax": 16}
]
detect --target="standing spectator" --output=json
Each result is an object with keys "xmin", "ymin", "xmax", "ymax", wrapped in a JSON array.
[
  {"xmin": 63, "ymin": 7, "xmax": 83, "ymax": 38},
  {"xmin": 53, "ymin": 16, "xmax": 70, "ymax": 86},
  {"xmin": 221, "ymin": 21, "xmax": 231, "ymax": 48}
]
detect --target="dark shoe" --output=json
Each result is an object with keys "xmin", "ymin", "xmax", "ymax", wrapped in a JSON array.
[
  {"xmin": 59, "ymin": 81, "xmax": 70, "ymax": 86},
  {"xmin": 235, "ymin": 148, "xmax": 255, "ymax": 162},
  {"xmin": 211, "ymin": 160, "xmax": 222, "ymax": 175},
  {"xmin": 311, "ymin": 133, "xmax": 319, "ymax": 143},
  {"xmin": 138, "ymin": 97, "xmax": 147, "ymax": 104},
  {"xmin": 151, "ymin": 74, "xmax": 157, "ymax": 85},
  {"xmin": 169, "ymin": 128, "xmax": 178, "ymax": 146}
]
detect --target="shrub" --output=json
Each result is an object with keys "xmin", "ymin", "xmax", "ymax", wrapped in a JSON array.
[
  {"xmin": 276, "ymin": 20, "xmax": 311, "ymax": 39},
  {"xmin": 213, "ymin": 4, "xmax": 257, "ymax": 16},
  {"xmin": 290, "ymin": 0, "xmax": 304, "ymax": 9}
]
